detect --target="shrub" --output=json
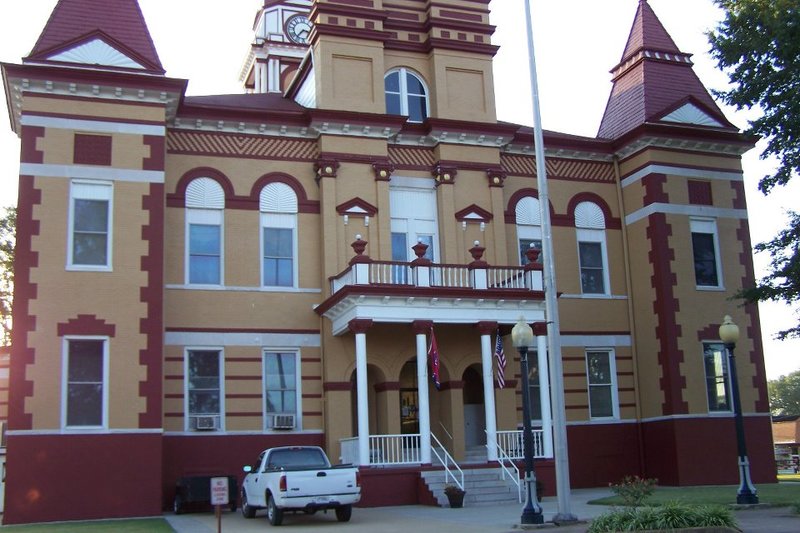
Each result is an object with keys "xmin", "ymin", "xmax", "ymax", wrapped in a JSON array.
[
  {"xmin": 609, "ymin": 475, "xmax": 658, "ymax": 507},
  {"xmin": 587, "ymin": 502, "xmax": 736, "ymax": 532}
]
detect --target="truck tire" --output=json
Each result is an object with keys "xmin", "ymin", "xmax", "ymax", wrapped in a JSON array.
[
  {"xmin": 267, "ymin": 494, "xmax": 283, "ymax": 526},
  {"xmin": 336, "ymin": 504, "xmax": 352, "ymax": 522},
  {"xmin": 173, "ymin": 494, "xmax": 183, "ymax": 515},
  {"xmin": 241, "ymin": 489, "xmax": 256, "ymax": 519}
]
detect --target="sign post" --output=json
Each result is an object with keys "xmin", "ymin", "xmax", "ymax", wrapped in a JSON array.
[{"xmin": 210, "ymin": 477, "xmax": 229, "ymax": 533}]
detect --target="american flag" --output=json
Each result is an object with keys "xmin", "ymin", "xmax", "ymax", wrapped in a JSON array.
[
  {"xmin": 494, "ymin": 330, "xmax": 506, "ymax": 389},
  {"xmin": 428, "ymin": 327, "xmax": 441, "ymax": 390}
]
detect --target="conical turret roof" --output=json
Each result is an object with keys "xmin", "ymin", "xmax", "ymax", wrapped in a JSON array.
[
  {"xmin": 25, "ymin": 0, "xmax": 164, "ymax": 74},
  {"xmin": 598, "ymin": 0, "xmax": 734, "ymax": 140}
]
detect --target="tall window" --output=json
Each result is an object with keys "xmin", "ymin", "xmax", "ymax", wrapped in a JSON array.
[
  {"xmin": 264, "ymin": 351, "xmax": 299, "ymax": 429},
  {"xmin": 68, "ymin": 181, "xmax": 112, "ymax": 269},
  {"xmin": 527, "ymin": 355, "xmax": 542, "ymax": 422},
  {"xmin": 575, "ymin": 202, "xmax": 609, "ymax": 295},
  {"xmin": 703, "ymin": 342, "xmax": 731, "ymax": 412},
  {"xmin": 186, "ymin": 349, "xmax": 223, "ymax": 430},
  {"xmin": 515, "ymin": 196, "xmax": 543, "ymax": 265},
  {"xmin": 385, "ymin": 68, "xmax": 429, "ymax": 123},
  {"xmin": 185, "ymin": 178, "xmax": 225, "ymax": 285},
  {"xmin": 586, "ymin": 350, "xmax": 618, "ymax": 419},
  {"xmin": 63, "ymin": 338, "xmax": 107, "ymax": 428},
  {"xmin": 260, "ymin": 182, "xmax": 298, "ymax": 288},
  {"xmin": 390, "ymin": 179, "xmax": 439, "ymax": 283},
  {"xmin": 691, "ymin": 218, "xmax": 722, "ymax": 288}
]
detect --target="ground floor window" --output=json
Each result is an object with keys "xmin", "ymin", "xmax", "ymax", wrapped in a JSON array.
[
  {"xmin": 186, "ymin": 349, "xmax": 222, "ymax": 430},
  {"xmin": 64, "ymin": 338, "xmax": 107, "ymax": 428},
  {"xmin": 703, "ymin": 342, "xmax": 731, "ymax": 412},
  {"xmin": 586, "ymin": 349, "xmax": 618, "ymax": 419},
  {"xmin": 264, "ymin": 351, "xmax": 299, "ymax": 430}
]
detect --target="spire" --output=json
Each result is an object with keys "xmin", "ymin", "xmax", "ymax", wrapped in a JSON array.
[
  {"xmin": 598, "ymin": 0, "xmax": 734, "ymax": 140},
  {"xmin": 25, "ymin": 0, "xmax": 164, "ymax": 74}
]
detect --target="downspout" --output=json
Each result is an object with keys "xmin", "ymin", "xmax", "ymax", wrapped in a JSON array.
[{"xmin": 613, "ymin": 155, "xmax": 646, "ymax": 476}]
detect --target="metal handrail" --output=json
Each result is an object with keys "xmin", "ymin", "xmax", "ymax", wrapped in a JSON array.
[
  {"xmin": 494, "ymin": 439, "xmax": 522, "ymax": 503},
  {"xmin": 437, "ymin": 422, "xmax": 454, "ymax": 443},
  {"xmin": 430, "ymin": 432, "xmax": 464, "ymax": 491}
]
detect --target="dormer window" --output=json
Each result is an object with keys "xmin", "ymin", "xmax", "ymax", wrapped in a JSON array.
[{"xmin": 385, "ymin": 68, "xmax": 429, "ymax": 123}]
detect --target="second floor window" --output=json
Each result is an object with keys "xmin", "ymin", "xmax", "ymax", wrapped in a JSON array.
[
  {"xmin": 260, "ymin": 182, "xmax": 298, "ymax": 288},
  {"xmin": 69, "ymin": 181, "xmax": 112, "ymax": 270},
  {"xmin": 385, "ymin": 68, "xmax": 429, "ymax": 123},
  {"xmin": 691, "ymin": 218, "xmax": 722, "ymax": 288},
  {"xmin": 575, "ymin": 201, "xmax": 609, "ymax": 295},
  {"xmin": 185, "ymin": 178, "xmax": 225, "ymax": 286}
]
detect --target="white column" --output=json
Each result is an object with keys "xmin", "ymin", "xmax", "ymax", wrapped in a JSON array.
[
  {"xmin": 537, "ymin": 333, "xmax": 553, "ymax": 458},
  {"xmin": 480, "ymin": 332, "xmax": 498, "ymax": 461},
  {"xmin": 416, "ymin": 331, "xmax": 432, "ymax": 464},
  {"xmin": 355, "ymin": 331, "xmax": 370, "ymax": 466}
]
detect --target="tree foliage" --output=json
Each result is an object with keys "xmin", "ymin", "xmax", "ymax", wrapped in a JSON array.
[
  {"xmin": 709, "ymin": 0, "xmax": 800, "ymax": 339},
  {"xmin": 0, "ymin": 206, "xmax": 15, "ymax": 346},
  {"xmin": 769, "ymin": 369, "xmax": 800, "ymax": 416}
]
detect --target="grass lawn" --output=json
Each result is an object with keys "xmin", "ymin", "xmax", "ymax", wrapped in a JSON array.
[
  {"xmin": 589, "ymin": 483, "xmax": 800, "ymax": 507},
  {"xmin": 0, "ymin": 518, "xmax": 173, "ymax": 532}
]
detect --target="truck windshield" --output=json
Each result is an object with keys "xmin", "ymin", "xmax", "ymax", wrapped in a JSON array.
[{"xmin": 269, "ymin": 449, "xmax": 329, "ymax": 469}]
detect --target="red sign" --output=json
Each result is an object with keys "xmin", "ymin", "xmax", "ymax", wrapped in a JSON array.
[{"xmin": 210, "ymin": 477, "xmax": 229, "ymax": 505}]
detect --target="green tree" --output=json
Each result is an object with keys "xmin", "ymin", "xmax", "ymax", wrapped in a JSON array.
[
  {"xmin": 769, "ymin": 370, "xmax": 800, "ymax": 415},
  {"xmin": 708, "ymin": 0, "xmax": 800, "ymax": 339},
  {"xmin": 0, "ymin": 206, "xmax": 15, "ymax": 346}
]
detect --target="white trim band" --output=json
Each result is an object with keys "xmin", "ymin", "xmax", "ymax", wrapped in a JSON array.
[
  {"xmin": 20, "ymin": 163, "xmax": 165, "ymax": 183},
  {"xmin": 165, "ymin": 331, "xmax": 322, "ymax": 347},
  {"xmin": 21, "ymin": 114, "xmax": 166, "ymax": 136},
  {"xmin": 621, "ymin": 164, "xmax": 743, "ymax": 188},
  {"xmin": 626, "ymin": 203, "xmax": 748, "ymax": 226}
]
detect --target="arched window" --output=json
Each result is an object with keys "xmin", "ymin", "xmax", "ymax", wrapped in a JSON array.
[
  {"xmin": 260, "ymin": 182, "xmax": 298, "ymax": 288},
  {"xmin": 185, "ymin": 178, "xmax": 225, "ymax": 285},
  {"xmin": 575, "ymin": 201, "xmax": 609, "ymax": 295},
  {"xmin": 515, "ymin": 196, "xmax": 542, "ymax": 265},
  {"xmin": 385, "ymin": 68, "xmax": 429, "ymax": 123}
]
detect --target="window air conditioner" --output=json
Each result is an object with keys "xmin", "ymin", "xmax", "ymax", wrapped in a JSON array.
[
  {"xmin": 194, "ymin": 416, "xmax": 218, "ymax": 431},
  {"xmin": 272, "ymin": 414, "xmax": 296, "ymax": 430}
]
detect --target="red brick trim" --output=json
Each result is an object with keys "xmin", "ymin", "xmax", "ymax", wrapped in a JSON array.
[
  {"xmin": 73, "ymin": 133, "xmax": 112, "ymax": 166},
  {"xmin": 440, "ymin": 380, "xmax": 464, "ymax": 391},
  {"xmin": 411, "ymin": 320, "xmax": 433, "ymax": 335},
  {"xmin": 324, "ymin": 381, "xmax": 353, "ymax": 391},
  {"xmin": 20, "ymin": 126, "xmax": 45, "ymax": 164},
  {"xmin": 139, "ymin": 183, "xmax": 165, "ymax": 428},
  {"xmin": 57, "ymin": 315, "xmax": 116, "ymax": 337},
  {"xmin": 336, "ymin": 197, "xmax": 378, "ymax": 217},
  {"xmin": 375, "ymin": 381, "xmax": 401, "ymax": 392},
  {"xmin": 475, "ymin": 321, "xmax": 497, "ymax": 336},
  {"xmin": 8, "ymin": 176, "xmax": 40, "ymax": 430},
  {"xmin": 644, "ymin": 174, "xmax": 687, "ymax": 415},
  {"xmin": 142, "ymin": 135, "xmax": 165, "ymax": 171}
]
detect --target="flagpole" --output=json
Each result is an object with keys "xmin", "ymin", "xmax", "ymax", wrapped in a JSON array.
[{"xmin": 523, "ymin": 0, "xmax": 577, "ymax": 522}]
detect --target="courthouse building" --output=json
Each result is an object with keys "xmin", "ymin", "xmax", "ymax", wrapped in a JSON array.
[{"xmin": 0, "ymin": 0, "xmax": 774, "ymax": 524}]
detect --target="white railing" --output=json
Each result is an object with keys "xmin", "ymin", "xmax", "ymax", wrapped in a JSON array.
[
  {"xmin": 488, "ymin": 266, "xmax": 527, "ymax": 289},
  {"xmin": 431, "ymin": 432, "xmax": 464, "ymax": 491},
  {"xmin": 496, "ymin": 429, "xmax": 546, "ymax": 459},
  {"xmin": 339, "ymin": 434, "xmax": 423, "ymax": 466},
  {"xmin": 329, "ymin": 260, "xmax": 542, "ymax": 295},
  {"xmin": 495, "ymin": 440, "xmax": 522, "ymax": 503}
]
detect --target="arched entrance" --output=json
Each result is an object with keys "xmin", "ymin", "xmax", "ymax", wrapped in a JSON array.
[{"xmin": 462, "ymin": 364, "xmax": 485, "ymax": 448}]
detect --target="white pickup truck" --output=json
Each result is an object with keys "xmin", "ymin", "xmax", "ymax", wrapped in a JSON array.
[{"xmin": 240, "ymin": 446, "xmax": 361, "ymax": 526}]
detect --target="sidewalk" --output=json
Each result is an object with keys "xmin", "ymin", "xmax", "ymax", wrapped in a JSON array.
[
  {"xmin": 164, "ymin": 488, "xmax": 800, "ymax": 533},
  {"xmin": 164, "ymin": 488, "xmax": 610, "ymax": 533}
]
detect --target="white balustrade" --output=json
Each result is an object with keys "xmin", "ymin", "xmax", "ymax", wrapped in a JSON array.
[{"xmin": 496, "ymin": 429, "xmax": 547, "ymax": 459}]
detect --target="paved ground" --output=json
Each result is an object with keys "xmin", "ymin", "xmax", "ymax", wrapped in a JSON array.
[{"xmin": 164, "ymin": 488, "xmax": 800, "ymax": 532}]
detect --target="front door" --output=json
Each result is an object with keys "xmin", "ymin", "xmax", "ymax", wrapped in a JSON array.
[{"xmin": 462, "ymin": 366, "xmax": 485, "ymax": 447}]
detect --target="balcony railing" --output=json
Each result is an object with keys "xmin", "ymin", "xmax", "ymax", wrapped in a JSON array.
[
  {"xmin": 330, "ymin": 238, "xmax": 543, "ymax": 296},
  {"xmin": 496, "ymin": 429, "xmax": 547, "ymax": 459}
]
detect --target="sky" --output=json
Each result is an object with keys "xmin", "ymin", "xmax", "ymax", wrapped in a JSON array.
[{"xmin": 0, "ymin": 0, "xmax": 798, "ymax": 379}]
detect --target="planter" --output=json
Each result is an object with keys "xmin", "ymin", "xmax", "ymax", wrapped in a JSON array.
[{"xmin": 445, "ymin": 489, "xmax": 465, "ymax": 508}]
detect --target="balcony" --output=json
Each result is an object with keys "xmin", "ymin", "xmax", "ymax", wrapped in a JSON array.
[{"xmin": 315, "ymin": 237, "xmax": 547, "ymax": 335}]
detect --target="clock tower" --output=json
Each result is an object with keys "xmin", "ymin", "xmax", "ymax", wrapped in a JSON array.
[{"xmin": 241, "ymin": 0, "xmax": 313, "ymax": 93}]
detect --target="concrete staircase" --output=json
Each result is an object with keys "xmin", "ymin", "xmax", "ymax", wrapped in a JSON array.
[{"xmin": 421, "ymin": 467, "xmax": 522, "ymax": 507}]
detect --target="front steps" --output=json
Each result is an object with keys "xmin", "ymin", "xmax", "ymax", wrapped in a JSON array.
[{"xmin": 421, "ymin": 466, "xmax": 522, "ymax": 507}]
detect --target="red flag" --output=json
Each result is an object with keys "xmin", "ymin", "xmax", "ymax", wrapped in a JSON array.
[
  {"xmin": 428, "ymin": 327, "xmax": 441, "ymax": 390},
  {"xmin": 494, "ymin": 330, "xmax": 506, "ymax": 389}
]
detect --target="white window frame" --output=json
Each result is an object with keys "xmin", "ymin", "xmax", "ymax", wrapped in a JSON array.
[
  {"xmin": 184, "ymin": 347, "xmax": 225, "ymax": 431},
  {"xmin": 515, "ymin": 196, "xmax": 543, "ymax": 265},
  {"xmin": 61, "ymin": 336, "xmax": 109, "ymax": 430},
  {"xmin": 702, "ymin": 341, "xmax": 732, "ymax": 413},
  {"xmin": 690, "ymin": 218, "xmax": 724, "ymax": 290},
  {"xmin": 585, "ymin": 348, "xmax": 619, "ymax": 420},
  {"xmin": 384, "ymin": 68, "xmax": 430, "ymax": 123},
  {"xmin": 577, "ymin": 231, "xmax": 610, "ymax": 295},
  {"xmin": 67, "ymin": 180, "xmax": 113, "ymax": 271},
  {"xmin": 260, "ymin": 182, "xmax": 299, "ymax": 289},
  {"xmin": 262, "ymin": 349, "xmax": 302, "ymax": 431},
  {"xmin": 185, "ymin": 209, "xmax": 224, "ymax": 286},
  {"xmin": 389, "ymin": 177, "xmax": 440, "ymax": 262}
]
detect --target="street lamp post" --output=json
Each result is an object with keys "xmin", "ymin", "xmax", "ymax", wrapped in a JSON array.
[
  {"xmin": 512, "ymin": 317, "xmax": 544, "ymax": 524},
  {"xmin": 719, "ymin": 315, "xmax": 759, "ymax": 505}
]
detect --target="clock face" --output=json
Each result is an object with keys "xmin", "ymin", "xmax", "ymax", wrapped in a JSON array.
[{"xmin": 286, "ymin": 14, "xmax": 312, "ymax": 44}]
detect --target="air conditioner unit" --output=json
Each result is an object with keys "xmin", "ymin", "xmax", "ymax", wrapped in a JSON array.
[
  {"xmin": 272, "ymin": 414, "xmax": 296, "ymax": 430},
  {"xmin": 194, "ymin": 416, "xmax": 218, "ymax": 431}
]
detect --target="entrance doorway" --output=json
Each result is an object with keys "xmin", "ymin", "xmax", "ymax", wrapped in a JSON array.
[{"xmin": 462, "ymin": 365, "xmax": 485, "ymax": 447}]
